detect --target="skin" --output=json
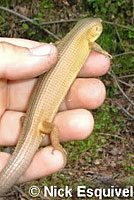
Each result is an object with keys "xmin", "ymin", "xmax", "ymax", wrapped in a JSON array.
[{"xmin": 0, "ymin": 38, "xmax": 110, "ymax": 183}]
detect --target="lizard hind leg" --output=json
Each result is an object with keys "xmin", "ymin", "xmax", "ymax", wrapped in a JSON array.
[{"xmin": 37, "ymin": 121, "xmax": 67, "ymax": 157}]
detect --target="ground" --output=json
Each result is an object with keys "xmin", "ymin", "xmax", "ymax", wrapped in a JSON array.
[{"xmin": 0, "ymin": 0, "xmax": 134, "ymax": 200}]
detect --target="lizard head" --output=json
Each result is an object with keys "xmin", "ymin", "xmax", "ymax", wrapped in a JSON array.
[
  {"xmin": 74, "ymin": 18, "xmax": 103, "ymax": 43},
  {"xmin": 86, "ymin": 18, "xmax": 103, "ymax": 42}
]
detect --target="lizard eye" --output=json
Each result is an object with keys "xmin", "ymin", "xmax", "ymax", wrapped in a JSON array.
[
  {"xmin": 87, "ymin": 23, "xmax": 103, "ymax": 42},
  {"xmin": 95, "ymin": 26, "xmax": 99, "ymax": 31},
  {"xmin": 94, "ymin": 25, "xmax": 102, "ymax": 32},
  {"xmin": 91, "ymin": 25, "xmax": 102, "ymax": 36}
]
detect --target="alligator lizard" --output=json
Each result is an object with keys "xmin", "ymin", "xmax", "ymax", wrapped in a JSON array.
[{"xmin": 0, "ymin": 18, "xmax": 111, "ymax": 194}]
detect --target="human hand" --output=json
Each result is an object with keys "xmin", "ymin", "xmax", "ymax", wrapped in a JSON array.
[{"xmin": 0, "ymin": 38, "xmax": 110, "ymax": 183}]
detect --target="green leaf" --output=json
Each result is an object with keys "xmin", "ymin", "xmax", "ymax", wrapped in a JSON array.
[
  {"xmin": 128, "ymin": 31, "xmax": 134, "ymax": 39},
  {"xmin": 22, "ymin": 23, "xmax": 29, "ymax": 30}
]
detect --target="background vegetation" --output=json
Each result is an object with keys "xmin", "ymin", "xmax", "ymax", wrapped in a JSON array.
[{"xmin": 0, "ymin": 0, "xmax": 133, "ymax": 199}]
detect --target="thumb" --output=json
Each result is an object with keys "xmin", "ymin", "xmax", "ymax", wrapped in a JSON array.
[{"xmin": 0, "ymin": 42, "xmax": 57, "ymax": 80}]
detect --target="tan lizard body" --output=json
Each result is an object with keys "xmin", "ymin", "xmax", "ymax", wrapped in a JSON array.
[{"xmin": 0, "ymin": 18, "xmax": 110, "ymax": 194}]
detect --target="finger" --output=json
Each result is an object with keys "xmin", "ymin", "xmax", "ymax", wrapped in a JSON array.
[
  {"xmin": 79, "ymin": 51, "xmax": 110, "ymax": 77},
  {"xmin": 62, "ymin": 78, "xmax": 106, "ymax": 110},
  {"xmin": 7, "ymin": 79, "xmax": 36, "ymax": 112},
  {"xmin": 0, "ymin": 78, "xmax": 36, "ymax": 116},
  {"xmin": 0, "ymin": 38, "xmax": 110, "ymax": 77},
  {"xmin": 0, "ymin": 146, "xmax": 65, "ymax": 183},
  {"xmin": 0, "ymin": 79, "xmax": 7, "ymax": 116},
  {"xmin": 0, "ymin": 109, "xmax": 94, "ymax": 146},
  {"xmin": 0, "ymin": 42, "xmax": 57, "ymax": 80},
  {"xmin": 7, "ymin": 78, "xmax": 105, "ymax": 112},
  {"xmin": 0, "ymin": 111, "xmax": 23, "ymax": 146},
  {"xmin": 54, "ymin": 109, "xmax": 94, "ymax": 142},
  {"xmin": 0, "ymin": 38, "xmax": 43, "ymax": 48},
  {"xmin": 42, "ymin": 109, "xmax": 94, "ymax": 146}
]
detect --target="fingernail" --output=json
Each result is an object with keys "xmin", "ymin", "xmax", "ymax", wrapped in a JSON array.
[{"xmin": 30, "ymin": 44, "xmax": 52, "ymax": 56}]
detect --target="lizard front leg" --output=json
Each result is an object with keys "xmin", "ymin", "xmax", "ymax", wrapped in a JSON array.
[{"xmin": 90, "ymin": 42, "xmax": 112, "ymax": 58}]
